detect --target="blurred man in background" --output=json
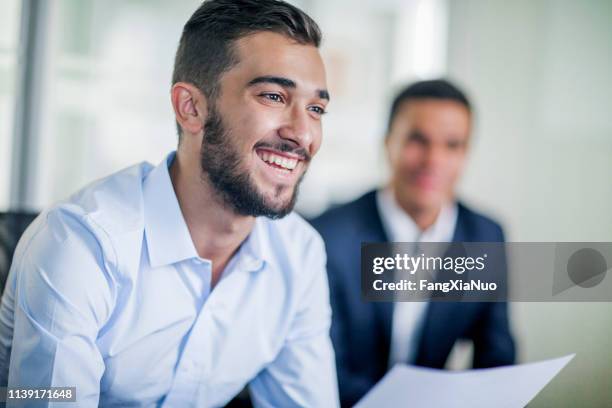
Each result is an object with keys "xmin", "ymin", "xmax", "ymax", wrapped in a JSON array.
[{"xmin": 311, "ymin": 79, "xmax": 515, "ymax": 406}]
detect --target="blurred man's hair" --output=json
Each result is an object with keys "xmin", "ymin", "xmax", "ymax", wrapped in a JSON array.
[
  {"xmin": 172, "ymin": 0, "xmax": 322, "ymax": 141},
  {"xmin": 386, "ymin": 79, "xmax": 472, "ymax": 135}
]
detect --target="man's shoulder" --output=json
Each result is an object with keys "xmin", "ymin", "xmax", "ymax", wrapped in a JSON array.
[
  {"xmin": 66, "ymin": 161, "xmax": 154, "ymax": 231},
  {"xmin": 16, "ymin": 162, "xmax": 154, "ymax": 266},
  {"xmin": 456, "ymin": 200, "xmax": 506, "ymax": 241},
  {"xmin": 310, "ymin": 190, "xmax": 378, "ymax": 233}
]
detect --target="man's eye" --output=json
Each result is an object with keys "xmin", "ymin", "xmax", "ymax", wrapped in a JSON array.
[
  {"xmin": 260, "ymin": 93, "xmax": 284, "ymax": 103},
  {"xmin": 447, "ymin": 141, "xmax": 463, "ymax": 150},
  {"xmin": 309, "ymin": 106, "xmax": 327, "ymax": 115}
]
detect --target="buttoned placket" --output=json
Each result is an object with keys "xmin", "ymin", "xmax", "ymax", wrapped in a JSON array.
[
  {"xmin": 161, "ymin": 252, "xmax": 264, "ymax": 407},
  {"xmin": 162, "ymin": 257, "xmax": 213, "ymax": 406}
]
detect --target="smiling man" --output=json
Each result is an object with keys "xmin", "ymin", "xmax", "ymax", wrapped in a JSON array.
[{"xmin": 0, "ymin": 1, "xmax": 338, "ymax": 406}]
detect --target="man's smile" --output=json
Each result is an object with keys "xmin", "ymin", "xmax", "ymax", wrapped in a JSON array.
[
  {"xmin": 254, "ymin": 147, "xmax": 305, "ymax": 185},
  {"xmin": 256, "ymin": 148, "xmax": 300, "ymax": 170}
]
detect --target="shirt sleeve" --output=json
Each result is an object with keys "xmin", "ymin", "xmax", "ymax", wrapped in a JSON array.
[
  {"xmin": 248, "ymin": 234, "xmax": 340, "ymax": 408},
  {"xmin": 6, "ymin": 211, "xmax": 116, "ymax": 407}
]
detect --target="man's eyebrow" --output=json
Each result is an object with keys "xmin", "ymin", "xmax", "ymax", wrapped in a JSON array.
[
  {"xmin": 247, "ymin": 76, "xmax": 296, "ymax": 89},
  {"xmin": 247, "ymin": 75, "xmax": 330, "ymax": 101}
]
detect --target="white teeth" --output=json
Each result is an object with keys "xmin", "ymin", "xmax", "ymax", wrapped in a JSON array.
[{"xmin": 258, "ymin": 150, "xmax": 299, "ymax": 170}]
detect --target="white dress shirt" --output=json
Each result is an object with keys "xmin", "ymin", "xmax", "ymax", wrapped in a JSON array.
[
  {"xmin": 0, "ymin": 151, "xmax": 339, "ymax": 407},
  {"xmin": 376, "ymin": 187, "xmax": 458, "ymax": 367}
]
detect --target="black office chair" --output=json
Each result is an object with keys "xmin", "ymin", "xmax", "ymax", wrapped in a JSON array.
[{"xmin": 0, "ymin": 211, "xmax": 38, "ymax": 293}]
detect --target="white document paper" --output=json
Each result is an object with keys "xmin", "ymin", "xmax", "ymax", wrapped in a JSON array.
[{"xmin": 355, "ymin": 354, "xmax": 575, "ymax": 408}]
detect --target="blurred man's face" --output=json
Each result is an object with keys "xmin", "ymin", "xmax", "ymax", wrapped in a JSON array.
[
  {"xmin": 201, "ymin": 31, "xmax": 328, "ymax": 218},
  {"xmin": 385, "ymin": 99, "xmax": 470, "ymax": 213}
]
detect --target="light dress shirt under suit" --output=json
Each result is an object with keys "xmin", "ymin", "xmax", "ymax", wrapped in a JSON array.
[
  {"xmin": 375, "ymin": 188, "xmax": 458, "ymax": 367},
  {"xmin": 0, "ymin": 152, "xmax": 339, "ymax": 407}
]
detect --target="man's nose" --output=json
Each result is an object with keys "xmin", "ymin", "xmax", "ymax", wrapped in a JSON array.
[
  {"xmin": 278, "ymin": 105, "xmax": 312, "ymax": 149},
  {"xmin": 423, "ymin": 144, "xmax": 445, "ymax": 168}
]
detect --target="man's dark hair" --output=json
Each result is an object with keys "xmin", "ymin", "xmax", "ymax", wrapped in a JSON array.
[
  {"xmin": 172, "ymin": 0, "xmax": 322, "ymax": 141},
  {"xmin": 386, "ymin": 79, "xmax": 472, "ymax": 135}
]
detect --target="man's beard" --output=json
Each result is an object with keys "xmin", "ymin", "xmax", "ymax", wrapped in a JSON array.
[{"xmin": 200, "ymin": 105, "xmax": 307, "ymax": 219}]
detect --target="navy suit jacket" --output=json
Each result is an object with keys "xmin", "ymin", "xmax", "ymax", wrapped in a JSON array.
[{"xmin": 310, "ymin": 190, "xmax": 515, "ymax": 407}]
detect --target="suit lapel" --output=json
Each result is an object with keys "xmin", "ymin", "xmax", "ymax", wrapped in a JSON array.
[
  {"xmin": 361, "ymin": 192, "xmax": 395, "ymax": 354},
  {"xmin": 451, "ymin": 203, "xmax": 468, "ymax": 242}
]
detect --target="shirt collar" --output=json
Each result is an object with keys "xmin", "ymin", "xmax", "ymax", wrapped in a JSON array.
[
  {"xmin": 143, "ymin": 151, "xmax": 269, "ymax": 272},
  {"xmin": 376, "ymin": 187, "xmax": 458, "ymax": 242},
  {"xmin": 231, "ymin": 217, "xmax": 270, "ymax": 273},
  {"xmin": 143, "ymin": 151, "xmax": 199, "ymax": 267}
]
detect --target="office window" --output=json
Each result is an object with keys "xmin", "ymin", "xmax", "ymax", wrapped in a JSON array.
[
  {"xmin": 24, "ymin": 0, "xmax": 203, "ymax": 208},
  {"xmin": 0, "ymin": 0, "xmax": 21, "ymax": 210}
]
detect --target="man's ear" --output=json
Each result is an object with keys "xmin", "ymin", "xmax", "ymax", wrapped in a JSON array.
[
  {"xmin": 171, "ymin": 82, "xmax": 208, "ymax": 136},
  {"xmin": 383, "ymin": 133, "xmax": 393, "ymax": 161}
]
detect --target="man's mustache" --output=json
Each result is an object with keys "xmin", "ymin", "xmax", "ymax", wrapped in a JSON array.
[{"xmin": 254, "ymin": 141, "xmax": 311, "ymax": 162}]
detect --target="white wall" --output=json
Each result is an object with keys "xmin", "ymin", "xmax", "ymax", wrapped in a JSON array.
[{"xmin": 447, "ymin": 1, "xmax": 612, "ymax": 406}]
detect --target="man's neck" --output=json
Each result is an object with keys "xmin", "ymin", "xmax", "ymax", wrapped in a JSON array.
[
  {"xmin": 169, "ymin": 150, "xmax": 254, "ymax": 286},
  {"xmin": 392, "ymin": 188, "xmax": 442, "ymax": 232}
]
